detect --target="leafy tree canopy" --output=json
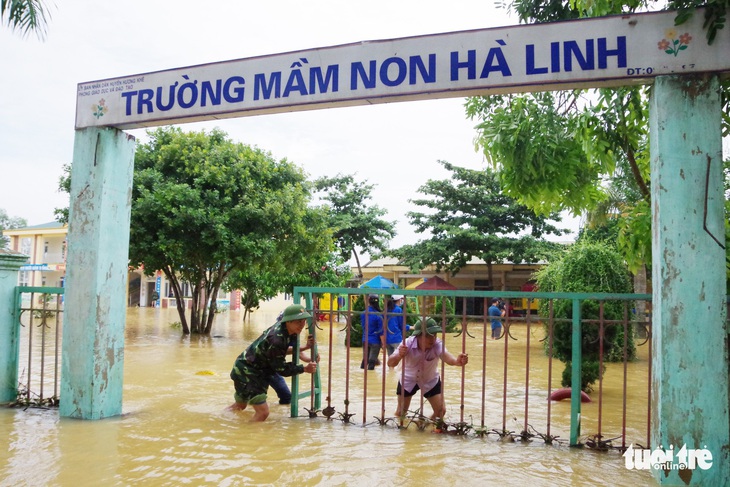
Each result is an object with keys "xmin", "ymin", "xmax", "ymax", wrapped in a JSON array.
[
  {"xmin": 510, "ymin": 0, "xmax": 727, "ymax": 44},
  {"xmin": 0, "ymin": 208, "xmax": 27, "ymax": 248},
  {"xmin": 54, "ymin": 163, "xmax": 70, "ymax": 224},
  {"xmin": 393, "ymin": 160, "xmax": 567, "ymax": 281},
  {"xmin": 130, "ymin": 126, "xmax": 332, "ymax": 334},
  {"xmin": 314, "ymin": 174, "xmax": 396, "ymax": 278},
  {"xmin": 471, "ymin": 0, "xmax": 729, "ymax": 275}
]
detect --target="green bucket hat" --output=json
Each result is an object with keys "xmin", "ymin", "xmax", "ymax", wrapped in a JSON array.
[
  {"xmin": 411, "ymin": 318, "xmax": 441, "ymax": 337},
  {"xmin": 280, "ymin": 304, "xmax": 312, "ymax": 323}
]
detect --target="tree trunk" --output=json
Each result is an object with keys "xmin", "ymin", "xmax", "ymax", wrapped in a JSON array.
[
  {"xmin": 190, "ymin": 284, "xmax": 202, "ymax": 334},
  {"xmin": 353, "ymin": 249, "xmax": 362, "ymax": 278},
  {"xmin": 163, "ymin": 268, "xmax": 189, "ymax": 334}
]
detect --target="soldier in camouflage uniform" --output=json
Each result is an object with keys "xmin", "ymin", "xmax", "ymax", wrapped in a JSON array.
[{"xmin": 229, "ymin": 304, "xmax": 317, "ymax": 421}]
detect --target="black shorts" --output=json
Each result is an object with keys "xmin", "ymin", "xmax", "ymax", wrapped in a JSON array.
[{"xmin": 396, "ymin": 378, "xmax": 442, "ymax": 398}]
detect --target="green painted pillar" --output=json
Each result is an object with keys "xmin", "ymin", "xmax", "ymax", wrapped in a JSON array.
[
  {"xmin": 0, "ymin": 250, "xmax": 28, "ymax": 403},
  {"xmin": 60, "ymin": 127, "xmax": 135, "ymax": 419},
  {"xmin": 650, "ymin": 75, "xmax": 729, "ymax": 484}
]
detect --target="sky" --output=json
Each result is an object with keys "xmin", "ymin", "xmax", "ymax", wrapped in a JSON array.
[{"xmin": 0, "ymin": 0, "xmax": 582, "ymax": 252}]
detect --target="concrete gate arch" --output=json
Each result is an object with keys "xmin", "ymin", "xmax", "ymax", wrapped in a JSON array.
[{"xmin": 64, "ymin": 9, "xmax": 728, "ymax": 484}]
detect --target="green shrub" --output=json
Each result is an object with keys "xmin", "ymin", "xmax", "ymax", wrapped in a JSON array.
[
  {"xmin": 537, "ymin": 241, "xmax": 635, "ymax": 391},
  {"xmin": 346, "ymin": 295, "xmax": 366, "ymax": 348},
  {"xmin": 561, "ymin": 361, "xmax": 603, "ymax": 392},
  {"xmin": 433, "ymin": 296, "xmax": 460, "ymax": 333}
]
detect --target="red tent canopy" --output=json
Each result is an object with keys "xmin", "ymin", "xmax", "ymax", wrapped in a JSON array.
[{"xmin": 414, "ymin": 276, "xmax": 457, "ymax": 290}]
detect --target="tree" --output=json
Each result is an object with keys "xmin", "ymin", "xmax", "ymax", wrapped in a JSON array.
[
  {"xmin": 509, "ymin": 0, "xmax": 728, "ymax": 45},
  {"xmin": 1, "ymin": 0, "xmax": 51, "ymax": 38},
  {"xmin": 535, "ymin": 240, "xmax": 636, "ymax": 391},
  {"xmin": 314, "ymin": 174, "xmax": 396, "ymax": 278},
  {"xmin": 130, "ymin": 126, "xmax": 331, "ymax": 335},
  {"xmin": 393, "ymin": 160, "xmax": 567, "ymax": 284},
  {"xmin": 0, "ymin": 208, "xmax": 27, "ymax": 248},
  {"xmin": 224, "ymin": 246, "xmax": 350, "ymax": 321},
  {"xmin": 54, "ymin": 163, "xmax": 70, "ymax": 224},
  {"xmin": 473, "ymin": 0, "xmax": 730, "ymax": 294}
]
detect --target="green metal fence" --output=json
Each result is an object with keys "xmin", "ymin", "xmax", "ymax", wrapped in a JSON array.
[
  {"xmin": 291, "ymin": 286, "xmax": 665, "ymax": 448},
  {"xmin": 11, "ymin": 286, "xmax": 64, "ymax": 406}
]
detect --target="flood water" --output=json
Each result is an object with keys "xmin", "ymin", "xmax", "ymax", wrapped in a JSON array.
[{"xmin": 1, "ymin": 296, "xmax": 655, "ymax": 486}]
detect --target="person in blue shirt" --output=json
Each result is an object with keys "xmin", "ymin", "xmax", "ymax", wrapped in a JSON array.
[
  {"xmin": 385, "ymin": 295, "xmax": 408, "ymax": 356},
  {"xmin": 361, "ymin": 294, "xmax": 385, "ymax": 370},
  {"xmin": 488, "ymin": 298, "xmax": 505, "ymax": 339}
]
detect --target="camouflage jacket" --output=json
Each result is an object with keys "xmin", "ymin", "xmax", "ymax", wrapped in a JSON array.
[{"xmin": 234, "ymin": 322, "xmax": 304, "ymax": 377}]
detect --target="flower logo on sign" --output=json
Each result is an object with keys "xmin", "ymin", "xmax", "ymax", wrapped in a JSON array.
[
  {"xmin": 92, "ymin": 98, "xmax": 108, "ymax": 119},
  {"xmin": 657, "ymin": 29, "xmax": 692, "ymax": 57}
]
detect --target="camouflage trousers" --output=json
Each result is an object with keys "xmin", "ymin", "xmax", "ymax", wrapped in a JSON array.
[{"xmin": 230, "ymin": 361, "xmax": 270, "ymax": 406}]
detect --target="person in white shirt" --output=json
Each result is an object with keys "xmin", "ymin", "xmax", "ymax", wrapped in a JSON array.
[{"xmin": 387, "ymin": 317, "xmax": 468, "ymax": 420}]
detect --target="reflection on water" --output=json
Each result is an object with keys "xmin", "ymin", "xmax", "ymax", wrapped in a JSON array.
[{"xmin": 1, "ymin": 297, "xmax": 654, "ymax": 486}]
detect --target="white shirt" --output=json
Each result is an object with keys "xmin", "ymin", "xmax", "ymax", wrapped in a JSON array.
[{"xmin": 399, "ymin": 335, "xmax": 446, "ymax": 393}]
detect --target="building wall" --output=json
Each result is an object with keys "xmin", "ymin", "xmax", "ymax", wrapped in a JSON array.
[{"xmin": 4, "ymin": 223, "xmax": 67, "ymax": 288}]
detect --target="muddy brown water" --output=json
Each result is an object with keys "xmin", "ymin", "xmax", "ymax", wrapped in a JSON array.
[{"xmin": 1, "ymin": 297, "xmax": 655, "ymax": 486}]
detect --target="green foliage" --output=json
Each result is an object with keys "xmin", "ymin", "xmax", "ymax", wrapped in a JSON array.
[
  {"xmin": 617, "ymin": 200, "xmax": 652, "ymax": 274},
  {"xmin": 562, "ymin": 361, "xmax": 603, "ymax": 392},
  {"xmin": 346, "ymin": 295, "xmax": 366, "ymax": 347},
  {"xmin": 226, "ymin": 253, "xmax": 350, "ymax": 321},
  {"xmin": 669, "ymin": 0, "xmax": 729, "ymax": 44},
  {"xmin": 393, "ymin": 160, "xmax": 566, "ymax": 278},
  {"xmin": 1, "ymin": 0, "xmax": 51, "ymax": 39},
  {"xmin": 130, "ymin": 126, "xmax": 330, "ymax": 334},
  {"xmin": 0, "ymin": 208, "xmax": 26, "ymax": 248},
  {"xmin": 481, "ymin": 2, "xmax": 729, "ymax": 276},
  {"xmin": 577, "ymin": 216, "xmax": 621, "ymax": 244},
  {"xmin": 433, "ymin": 296, "xmax": 460, "ymax": 332},
  {"xmin": 510, "ymin": 0, "xmax": 728, "ymax": 45},
  {"xmin": 466, "ymin": 93, "xmax": 606, "ymax": 216},
  {"xmin": 536, "ymin": 241, "xmax": 636, "ymax": 391},
  {"xmin": 314, "ymin": 174, "xmax": 396, "ymax": 277},
  {"xmin": 54, "ymin": 163, "xmax": 71, "ymax": 224},
  {"xmin": 403, "ymin": 296, "xmax": 419, "ymax": 326},
  {"xmin": 347, "ymin": 294, "xmax": 457, "ymax": 347}
]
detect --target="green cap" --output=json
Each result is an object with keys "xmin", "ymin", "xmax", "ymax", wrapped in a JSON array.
[
  {"xmin": 411, "ymin": 318, "xmax": 440, "ymax": 336},
  {"xmin": 280, "ymin": 304, "xmax": 312, "ymax": 323}
]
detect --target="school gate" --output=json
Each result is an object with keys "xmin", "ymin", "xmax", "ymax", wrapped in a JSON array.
[{"xmin": 59, "ymin": 9, "xmax": 729, "ymax": 485}]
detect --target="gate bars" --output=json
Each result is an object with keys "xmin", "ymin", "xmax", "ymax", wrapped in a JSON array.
[{"xmin": 291, "ymin": 286, "xmax": 654, "ymax": 449}]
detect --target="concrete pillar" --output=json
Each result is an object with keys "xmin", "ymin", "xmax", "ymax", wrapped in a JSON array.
[
  {"xmin": 0, "ymin": 250, "xmax": 28, "ymax": 402},
  {"xmin": 60, "ymin": 127, "xmax": 135, "ymax": 419},
  {"xmin": 650, "ymin": 74, "xmax": 729, "ymax": 484}
]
